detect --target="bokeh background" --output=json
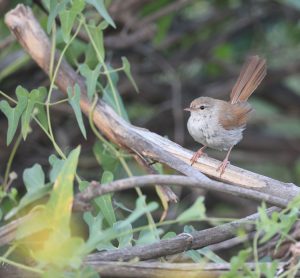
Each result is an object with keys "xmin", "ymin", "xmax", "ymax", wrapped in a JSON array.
[{"xmin": 1, "ymin": 0, "xmax": 300, "ymax": 224}]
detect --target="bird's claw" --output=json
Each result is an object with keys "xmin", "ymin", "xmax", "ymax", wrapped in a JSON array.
[
  {"xmin": 190, "ymin": 151, "xmax": 203, "ymax": 165},
  {"xmin": 217, "ymin": 160, "xmax": 230, "ymax": 177}
]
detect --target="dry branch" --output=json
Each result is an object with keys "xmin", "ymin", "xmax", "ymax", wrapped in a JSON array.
[
  {"xmin": 85, "ymin": 261, "xmax": 290, "ymax": 278},
  {"xmin": 4, "ymin": 4, "xmax": 299, "ymax": 207},
  {"xmin": 76, "ymin": 175, "xmax": 289, "ymax": 208},
  {"xmin": 84, "ymin": 207, "xmax": 278, "ymax": 262}
]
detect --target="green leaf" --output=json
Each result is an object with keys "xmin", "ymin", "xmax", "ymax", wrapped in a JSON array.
[
  {"xmin": 102, "ymin": 68, "xmax": 129, "ymax": 121},
  {"xmin": 113, "ymin": 221, "xmax": 132, "ymax": 248},
  {"xmin": 162, "ymin": 231, "xmax": 176, "ymax": 239},
  {"xmin": 222, "ymin": 249, "xmax": 251, "ymax": 278},
  {"xmin": 46, "ymin": 147, "xmax": 81, "ymax": 231},
  {"xmin": 136, "ymin": 227, "xmax": 162, "ymax": 245},
  {"xmin": 86, "ymin": 0, "xmax": 116, "ymax": 28},
  {"xmin": 93, "ymin": 141, "xmax": 119, "ymax": 171},
  {"xmin": 59, "ymin": 10, "xmax": 77, "ymax": 43},
  {"xmin": 86, "ymin": 23, "xmax": 106, "ymax": 60},
  {"xmin": 84, "ymin": 212, "xmax": 104, "ymax": 243},
  {"xmin": 83, "ymin": 197, "xmax": 158, "ymax": 254},
  {"xmin": 71, "ymin": 0, "xmax": 85, "ymax": 13},
  {"xmin": 121, "ymin": 57, "xmax": 139, "ymax": 92},
  {"xmin": 58, "ymin": 0, "xmax": 84, "ymax": 43},
  {"xmin": 17, "ymin": 147, "xmax": 81, "ymax": 239},
  {"xmin": 47, "ymin": 0, "xmax": 70, "ymax": 33},
  {"xmin": 256, "ymin": 202, "xmax": 298, "ymax": 252},
  {"xmin": 183, "ymin": 225, "xmax": 196, "ymax": 234},
  {"xmin": 79, "ymin": 180, "xmax": 90, "ymax": 192},
  {"xmin": 185, "ymin": 250, "xmax": 202, "ymax": 262},
  {"xmin": 153, "ymin": 15, "xmax": 173, "ymax": 45},
  {"xmin": 49, "ymin": 155, "xmax": 65, "ymax": 182},
  {"xmin": 23, "ymin": 164, "xmax": 45, "ymax": 192},
  {"xmin": 196, "ymin": 247, "xmax": 227, "ymax": 263},
  {"xmin": 67, "ymin": 84, "xmax": 87, "ymax": 139},
  {"xmin": 35, "ymin": 87, "xmax": 49, "ymax": 132},
  {"xmin": 119, "ymin": 196, "xmax": 158, "ymax": 229},
  {"xmin": 5, "ymin": 184, "xmax": 51, "ymax": 220},
  {"xmin": 16, "ymin": 210, "xmax": 50, "ymax": 240},
  {"xmin": 33, "ymin": 235, "xmax": 84, "ymax": 269},
  {"xmin": 83, "ymin": 212, "xmax": 116, "ymax": 253},
  {"xmin": 0, "ymin": 86, "xmax": 28, "ymax": 145},
  {"xmin": 177, "ymin": 197, "xmax": 206, "ymax": 223},
  {"xmin": 84, "ymin": 43, "xmax": 99, "ymax": 69},
  {"xmin": 94, "ymin": 171, "xmax": 116, "ymax": 227},
  {"xmin": 260, "ymin": 261, "xmax": 279, "ymax": 278},
  {"xmin": 79, "ymin": 63, "xmax": 101, "ymax": 101},
  {"xmin": 21, "ymin": 87, "xmax": 47, "ymax": 140}
]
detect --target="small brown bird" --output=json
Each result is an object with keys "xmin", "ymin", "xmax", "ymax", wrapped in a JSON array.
[{"xmin": 185, "ymin": 56, "xmax": 266, "ymax": 175}]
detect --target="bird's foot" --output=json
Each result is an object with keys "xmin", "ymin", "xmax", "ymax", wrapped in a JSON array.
[
  {"xmin": 190, "ymin": 146, "xmax": 207, "ymax": 165},
  {"xmin": 217, "ymin": 159, "xmax": 230, "ymax": 177}
]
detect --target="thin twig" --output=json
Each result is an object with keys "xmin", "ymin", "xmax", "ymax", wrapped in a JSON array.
[{"xmin": 76, "ymin": 174, "xmax": 289, "ymax": 208}]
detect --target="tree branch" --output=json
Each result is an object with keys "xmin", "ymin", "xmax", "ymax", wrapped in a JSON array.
[
  {"xmin": 76, "ymin": 175, "xmax": 289, "ymax": 208},
  {"xmin": 84, "ymin": 207, "xmax": 279, "ymax": 262},
  {"xmin": 85, "ymin": 261, "xmax": 291, "ymax": 278}
]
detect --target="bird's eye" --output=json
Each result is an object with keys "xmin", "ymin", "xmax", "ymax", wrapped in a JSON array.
[{"xmin": 199, "ymin": 105, "xmax": 205, "ymax": 110}]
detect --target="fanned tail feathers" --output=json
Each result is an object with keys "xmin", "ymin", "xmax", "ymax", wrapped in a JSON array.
[{"xmin": 230, "ymin": 56, "xmax": 266, "ymax": 104}]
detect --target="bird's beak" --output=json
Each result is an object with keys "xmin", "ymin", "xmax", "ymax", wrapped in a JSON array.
[{"xmin": 184, "ymin": 107, "xmax": 191, "ymax": 112}]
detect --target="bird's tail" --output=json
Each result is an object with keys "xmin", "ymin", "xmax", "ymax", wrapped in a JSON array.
[{"xmin": 230, "ymin": 55, "xmax": 266, "ymax": 104}]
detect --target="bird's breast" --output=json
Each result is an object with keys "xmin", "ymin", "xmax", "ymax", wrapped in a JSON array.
[{"xmin": 187, "ymin": 113, "xmax": 244, "ymax": 151}]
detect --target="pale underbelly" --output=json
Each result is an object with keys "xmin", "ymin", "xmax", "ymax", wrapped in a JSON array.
[{"xmin": 187, "ymin": 117, "xmax": 244, "ymax": 151}]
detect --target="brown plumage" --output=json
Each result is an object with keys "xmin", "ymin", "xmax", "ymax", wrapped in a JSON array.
[
  {"xmin": 219, "ymin": 101, "xmax": 253, "ymax": 130},
  {"xmin": 219, "ymin": 56, "xmax": 266, "ymax": 130},
  {"xmin": 230, "ymin": 55, "xmax": 266, "ymax": 104}
]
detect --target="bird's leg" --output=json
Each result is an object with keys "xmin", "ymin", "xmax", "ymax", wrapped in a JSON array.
[
  {"xmin": 217, "ymin": 146, "xmax": 233, "ymax": 176},
  {"xmin": 190, "ymin": 146, "xmax": 207, "ymax": 165}
]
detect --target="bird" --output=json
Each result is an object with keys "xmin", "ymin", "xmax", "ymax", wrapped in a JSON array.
[{"xmin": 185, "ymin": 56, "xmax": 266, "ymax": 175}]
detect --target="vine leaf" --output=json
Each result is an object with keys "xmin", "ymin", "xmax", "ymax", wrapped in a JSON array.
[
  {"xmin": 122, "ymin": 57, "xmax": 139, "ymax": 92},
  {"xmin": 86, "ymin": 22, "xmax": 107, "ymax": 60},
  {"xmin": 93, "ymin": 171, "xmax": 116, "ymax": 227},
  {"xmin": 16, "ymin": 147, "xmax": 84, "ymax": 268},
  {"xmin": 67, "ymin": 84, "xmax": 87, "ymax": 139},
  {"xmin": 5, "ymin": 164, "xmax": 51, "ymax": 220},
  {"xmin": 21, "ymin": 87, "xmax": 47, "ymax": 140},
  {"xmin": 59, "ymin": 0, "xmax": 84, "ymax": 43},
  {"xmin": 177, "ymin": 197, "xmax": 206, "ymax": 223},
  {"xmin": 49, "ymin": 155, "xmax": 65, "ymax": 182},
  {"xmin": 86, "ymin": 0, "xmax": 116, "ymax": 28},
  {"xmin": 93, "ymin": 141, "xmax": 119, "ymax": 172},
  {"xmin": 102, "ymin": 68, "xmax": 129, "ymax": 121},
  {"xmin": 59, "ymin": 10, "xmax": 77, "ymax": 43},
  {"xmin": 79, "ymin": 63, "xmax": 101, "ymax": 101},
  {"xmin": 47, "ymin": 0, "xmax": 70, "ymax": 33},
  {"xmin": 0, "ymin": 86, "xmax": 27, "ymax": 145}
]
